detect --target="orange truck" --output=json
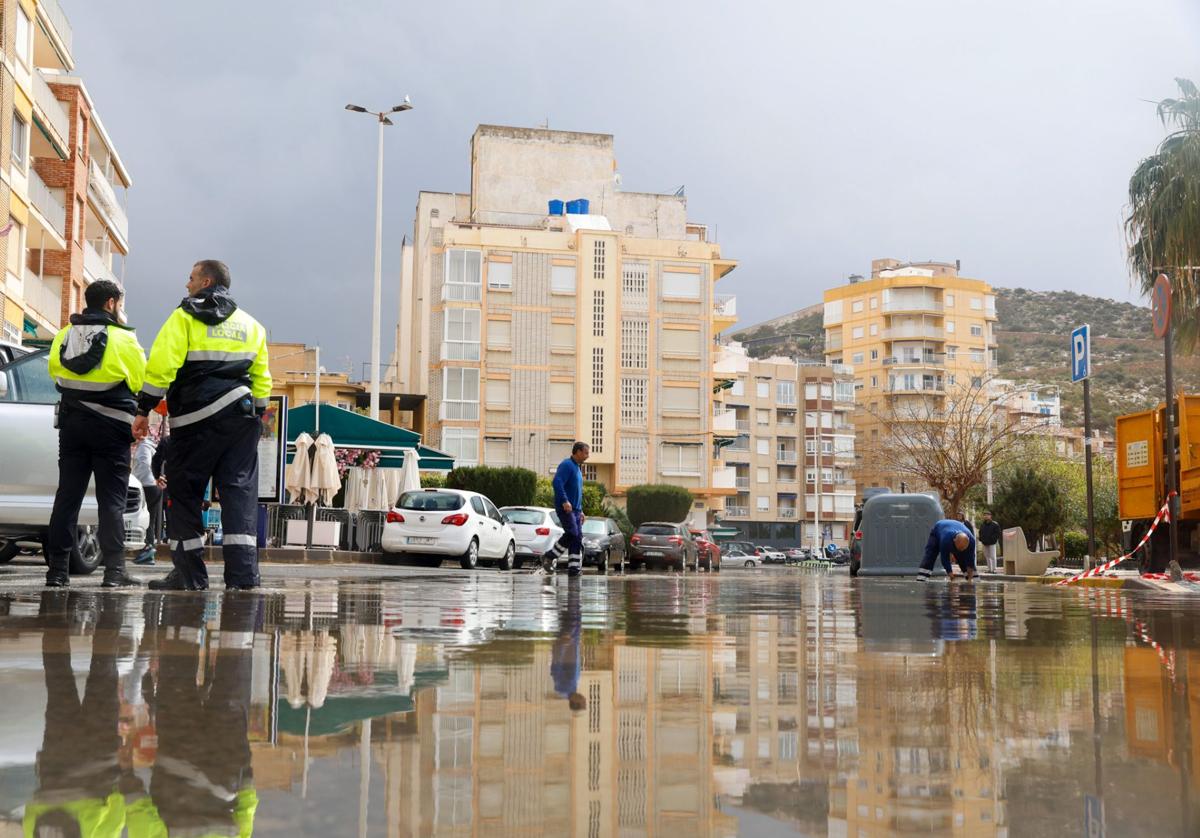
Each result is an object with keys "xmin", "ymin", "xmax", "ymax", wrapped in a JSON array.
[{"xmin": 1115, "ymin": 395, "xmax": 1200, "ymax": 571}]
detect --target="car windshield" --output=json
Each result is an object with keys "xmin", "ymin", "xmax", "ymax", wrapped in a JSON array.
[
  {"xmin": 582, "ymin": 520, "xmax": 607, "ymax": 535},
  {"xmin": 639, "ymin": 525, "xmax": 676, "ymax": 536},
  {"xmin": 397, "ymin": 491, "xmax": 464, "ymax": 512},
  {"xmin": 502, "ymin": 509, "xmax": 545, "ymax": 525}
]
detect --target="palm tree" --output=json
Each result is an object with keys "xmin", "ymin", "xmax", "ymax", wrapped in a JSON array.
[{"xmin": 1126, "ymin": 78, "xmax": 1200, "ymax": 348}]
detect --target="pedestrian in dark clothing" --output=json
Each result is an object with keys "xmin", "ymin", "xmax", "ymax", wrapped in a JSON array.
[
  {"xmin": 918, "ymin": 518, "xmax": 977, "ymax": 581},
  {"xmin": 958, "ymin": 512, "xmax": 975, "ymax": 535},
  {"xmin": 551, "ymin": 441, "xmax": 590, "ymax": 576},
  {"xmin": 550, "ymin": 577, "xmax": 586, "ymax": 712},
  {"xmin": 46, "ymin": 280, "xmax": 145, "ymax": 588},
  {"xmin": 978, "ymin": 511, "xmax": 1002, "ymax": 573}
]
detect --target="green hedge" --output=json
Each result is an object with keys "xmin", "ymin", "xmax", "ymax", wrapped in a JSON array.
[
  {"xmin": 626, "ymin": 484, "xmax": 694, "ymax": 527},
  {"xmin": 533, "ymin": 476, "xmax": 608, "ymax": 516},
  {"xmin": 445, "ymin": 466, "xmax": 538, "ymax": 509},
  {"xmin": 1062, "ymin": 530, "xmax": 1088, "ymax": 559}
]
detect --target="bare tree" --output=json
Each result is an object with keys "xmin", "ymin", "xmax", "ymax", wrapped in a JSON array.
[{"xmin": 861, "ymin": 375, "xmax": 1054, "ymax": 515}]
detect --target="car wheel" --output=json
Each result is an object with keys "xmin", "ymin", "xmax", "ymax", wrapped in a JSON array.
[
  {"xmin": 497, "ymin": 542, "xmax": 515, "ymax": 571},
  {"xmin": 0, "ymin": 539, "xmax": 19, "ymax": 564},
  {"xmin": 597, "ymin": 549, "xmax": 608, "ymax": 573},
  {"xmin": 744, "ymin": 559, "xmax": 756, "ymax": 568},
  {"xmin": 460, "ymin": 539, "xmax": 479, "ymax": 570},
  {"xmin": 69, "ymin": 526, "xmax": 102, "ymax": 575}
]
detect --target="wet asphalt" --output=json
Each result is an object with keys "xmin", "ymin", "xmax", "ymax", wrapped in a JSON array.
[{"xmin": 0, "ymin": 558, "xmax": 1197, "ymax": 836}]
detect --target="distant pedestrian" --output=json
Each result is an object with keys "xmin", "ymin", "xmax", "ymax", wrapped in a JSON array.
[
  {"xmin": 918, "ymin": 518, "xmax": 977, "ymax": 581},
  {"xmin": 132, "ymin": 431, "xmax": 160, "ymax": 565},
  {"xmin": 551, "ymin": 441, "xmax": 589, "ymax": 577},
  {"xmin": 958, "ymin": 511, "xmax": 975, "ymax": 536},
  {"xmin": 45, "ymin": 280, "xmax": 145, "ymax": 588},
  {"xmin": 978, "ymin": 511, "xmax": 1002, "ymax": 574}
]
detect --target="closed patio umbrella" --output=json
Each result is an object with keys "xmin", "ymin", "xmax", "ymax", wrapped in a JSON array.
[
  {"xmin": 312, "ymin": 433, "xmax": 342, "ymax": 506},
  {"xmin": 286, "ymin": 432, "xmax": 315, "ymax": 504},
  {"xmin": 399, "ymin": 447, "xmax": 422, "ymax": 495}
]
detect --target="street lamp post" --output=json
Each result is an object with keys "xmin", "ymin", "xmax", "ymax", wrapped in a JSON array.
[{"xmin": 345, "ymin": 98, "xmax": 413, "ymax": 421}]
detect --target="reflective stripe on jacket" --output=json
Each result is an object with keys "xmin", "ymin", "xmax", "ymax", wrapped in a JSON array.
[{"xmin": 47, "ymin": 311, "xmax": 145, "ymax": 426}]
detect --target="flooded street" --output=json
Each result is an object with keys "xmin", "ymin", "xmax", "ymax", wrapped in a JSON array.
[{"xmin": 0, "ymin": 569, "xmax": 1197, "ymax": 836}]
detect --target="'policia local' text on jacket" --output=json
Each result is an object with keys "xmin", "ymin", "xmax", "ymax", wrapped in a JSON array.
[
  {"xmin": 48, "ymin": 309, "xmax": 146, "ymax": 427},
  {"xmin": 137, "ymin": 286, "xmax": 271, "ymax": 427}
]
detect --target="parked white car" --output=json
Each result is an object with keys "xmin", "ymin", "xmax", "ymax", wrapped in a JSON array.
[
  {"xmin": 499, "ymin": 506, "xmax": 564, "ymax": 570},
  {"xmin": 382, "ymin": 488, "xmax": 517, "ymax": 570},
  {"xmin": 0, "ymin": 348, "xmax": 149, "ymax": 574}
]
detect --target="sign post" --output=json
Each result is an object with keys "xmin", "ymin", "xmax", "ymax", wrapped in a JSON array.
[
  {"xmin": 1152, "ymin": 273, "xmax": 1179, "ymax": 571},
  {"xmin": 1072, "ymin": 324, "xmax": 1096, "ymax": 568}
]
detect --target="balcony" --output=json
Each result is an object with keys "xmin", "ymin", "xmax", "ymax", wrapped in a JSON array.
[
  {"xmin": 735, "ymin": 419, "xmax": 750, "ymax": 432},
  {"xmin": 32, "ymin": 71, "xmax": 70, "ymax": 157},
  {"xmin": 887, "ymin": 381, "xmax": 945, "ymax": 395},
  {"xmin": 723, "ymin": 505, "xmax": 749, "ymax": 518},
  {"xmin": 883, "ymin": 325, "xmax": 944, "ymax": 341},
  {"xmin": 735, "ymin": 476, "xmax": 750, "ymax": 490},
  {"xmin": 776, "ymin": 450, "xmax": 799, "ymax": 464},
  {"xmin": 712, "ymin": 467, "xmax": 737, "ymax": 490},
  {"xmin": 779, "ymin": 508, "xmax": 797, "ymax": 519},
  {"xmin": 883, "ymin": 296, "xmax": 941, "ymax": 314},
  {"xmin": 83, "ymin": 240, "xmax": 120, "ymax": 285},
  {"xmin": 29, "ymin": 169, "xmax": 66, "ymax": 244},
  {"xmin": 88, "ymin": 159, "xmax": 129, "ymax": 249},
  {"xmin": 36, "ymin": 0, "xmax": 74, "ymax": 68},
  {"xmin": 713, "ymin": 294, "xmax": 737, "ymax": 319},
  {"xmin": 713, "ymin": 410, "xmax": 738, "ymax": 435},
  {"xmin": 883, "ymin": 354, "xmax": 944, "ymax": 367},
  {"xmin": 23, "ymin": 270, "xmax": 61, "ymax": 327}
]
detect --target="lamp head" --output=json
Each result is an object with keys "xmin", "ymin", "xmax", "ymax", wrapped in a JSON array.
[
  {"xmin": 345, "ymin": 104, "xmax": 368, "ymax": 113},
  {"xmin": 391, "ymin": 96, "xmax": 413, "ymax": 112}
]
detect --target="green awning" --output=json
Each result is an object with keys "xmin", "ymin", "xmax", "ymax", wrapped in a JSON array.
[
  {"xmin": 709, "ymin": 526, "xmax": 742, "ymax": 540},
  {"xmin": 275, "ymin": 668, "xmax": 448, "ymax": 736},
  {"xmin": 286, "ymin": 404, "xmax": 454, "ymax": 471}
]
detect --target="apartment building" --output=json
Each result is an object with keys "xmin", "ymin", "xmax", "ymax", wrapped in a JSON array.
[
  {"xmin": 823, "ymin": 258, "xmax": 998, "ymax": 491},
  {"xmin": 397, "ymin": 125, "xmax": 738, "ymax": 524},
  {"xmin": 714, "ymin": 341, "xmax": 856, "ymax": 547},
  {"xmin": 0, "ymin": 0, "xmax": 130, "ymax": 344}
]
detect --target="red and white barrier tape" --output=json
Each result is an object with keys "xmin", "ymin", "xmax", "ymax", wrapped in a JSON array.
[{"xmin": 1055, "ymin": 491, "xmax": 1177, "ymax": 586}]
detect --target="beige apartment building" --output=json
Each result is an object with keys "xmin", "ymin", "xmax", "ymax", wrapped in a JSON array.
[
  {"xmin": 394, "ymin": 125, "xmax": 738, "ymax": 523},
  {"xmin": 823, "ymin": 259, "xmax": 998, "ymax": 491},
  {"xmin": 714, "ymin": 341, "xmax": 856, "ymax": 547},
  {"xmin": 0, "ymin": 0, "xmax": 130, "ymax": 345}
]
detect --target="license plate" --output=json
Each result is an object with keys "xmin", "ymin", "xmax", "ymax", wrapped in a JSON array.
[
  {"xmin": 407, "ymin": 537, "xmax": 437, "ymax": 546},
  {"xmin": 642, "ymin": 551, "xmax": 663, "ymax": 557}
]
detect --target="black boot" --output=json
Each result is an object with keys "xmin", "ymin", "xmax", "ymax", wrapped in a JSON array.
[
  {"xmin": 148, "ymin": 569, "xmax": 191, "ymax": 591},
  {"xmin": 101, "ymin": 567, "xmax": 142, "ymax": 588},
  {"xmin": 45, "ymin": 568, "xmax": 70, "ymax": 588}
]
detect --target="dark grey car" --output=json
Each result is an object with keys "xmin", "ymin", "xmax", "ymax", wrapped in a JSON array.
[
  {"xmin": 628, "ymin": 522, "xmax": 698, "ymax": 572},
  {"xmin": 580, "ymin": 517, "xmax": 625, "ymax": 572}
]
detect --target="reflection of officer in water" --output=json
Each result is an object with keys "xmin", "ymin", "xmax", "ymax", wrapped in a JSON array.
[
  {"xmin": 137, "ymin": 594, "xmax": 260, "ymax": 836},
  {"xmin": 551, "ymin": 578, "xmax": 587, "ymax": 712},
  {"xmin": 24, "ymin": 591, "xmax": 142, "ymax": 837}
]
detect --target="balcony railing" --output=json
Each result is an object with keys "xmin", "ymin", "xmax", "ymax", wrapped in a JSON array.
[
  {"xmin": 39, "ymin": 0, "xmax": 74, "ymax": 59},
  {"xmin": 83, "ymin": 240, "xmax": 120, "ymax": 285},
  {"xmin": 33, "ymin": 71, "xmax": 70, "ymax": 153},
  {"xmin": 23, "ymin": 270, "xmax": 61, "ymax": 325},
  {"xmin": 883, "ymin": 354, "xmax": 945, "ymax": 367},
  {"xmin": 29, "ymin": 169, "xmax": 66, "ymax": 239},
  {"xmin": 887, "ymin": 382, "xmax": 945, "ymax": 395},
  {"xmin": 713, "ymin": 294, "xmax": 737, "ymax": 318},
  {"xmin": 735, "ymin": 477, "xmax": 750, "ymax": 490},
  {"xmin": 88, "ymin": 159, "xmax": 129, "ymax": 246},
  {"xmin": 883, "ymin": 297, "xmax": 941, "ymax": 314},
  {"xmin": 735, "ymin": 419, "xmax": 750, "ymax": 432},
  {"xmin": 776, "ymin": 450, "xmax": 799, "ymax": 464},
  {"xmin": 883, "ymin": 326, "xmax": 944, "ymax": 341},
  {"xmin": 723, "ymin": 506, "xmax": 749, "ymax": 518},
  {"xmin": 779, "ymin": 508, "xmax": 797, "ymax": 519},
  {"xmin": 713, "ymin": 410, "xmax": 738, "ymax": 434}
]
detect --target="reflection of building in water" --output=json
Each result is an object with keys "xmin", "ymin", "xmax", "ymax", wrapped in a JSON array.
[{"xmin": 1124, "ymin": 647, "xmax": 1200, "ymax": 793}]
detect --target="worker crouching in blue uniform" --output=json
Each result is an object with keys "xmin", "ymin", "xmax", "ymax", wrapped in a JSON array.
[{"xmin": 918, "ymin": 518, "xmax": 977, "ymax": 581}]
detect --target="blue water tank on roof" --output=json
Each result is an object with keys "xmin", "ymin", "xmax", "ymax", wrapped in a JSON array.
[
  {"xmin": 575, "ymin": 198, "xmax": 590, "ymax": 214},
  {"xmin": 548, "ymin": 199, "xmax": 565, "ymax": 216},
  {"xmin": 564, "ymin": 199, "xmax": 581, "ymax": 214}
]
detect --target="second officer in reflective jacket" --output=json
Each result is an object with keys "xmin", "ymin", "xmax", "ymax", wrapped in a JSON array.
[{"xmin": 134, "ymin": 260, "xmax": 271, "ymax": 591}]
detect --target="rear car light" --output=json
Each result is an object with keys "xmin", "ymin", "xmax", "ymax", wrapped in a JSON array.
[
  {"xmin": 535, "ymin": 527, "xmax": 551, "ymax": 536},
  {"xmin": 631, "ymin": 535, "xmax": 642, "ymax": 544},
  {"xmin": 442, "ymin": 513, "xmax": 469, "ymax": 526},
  {"xmin": 668, "ymin": 536, "xmax": 683, "ymax": 545},
  {"xmin": 854, "ymin": 531, "xmax": 863, "ymax": 540},
  {"xmin": 386, "ymin": 511, "xmax": 405, "ymax": 524}
]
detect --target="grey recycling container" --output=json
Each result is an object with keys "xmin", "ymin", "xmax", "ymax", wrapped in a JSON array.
[{"xmin": 856, "ymin": 492, "xmax": 945, "ymax": 577}]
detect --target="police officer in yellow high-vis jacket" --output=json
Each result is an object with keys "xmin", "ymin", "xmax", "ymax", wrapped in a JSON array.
[
  {"xmin": 46, "ymin": 279, "xmax": 146, "ymax": 588},
  {"xmin": 133, "ymin": 260, "xmax": 272, "ymax": 591}
]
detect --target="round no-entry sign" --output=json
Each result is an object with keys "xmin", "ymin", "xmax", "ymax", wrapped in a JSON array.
[{"xmin": 1152, "ymin": 273, "xmax": 1172, "ymax": 339}]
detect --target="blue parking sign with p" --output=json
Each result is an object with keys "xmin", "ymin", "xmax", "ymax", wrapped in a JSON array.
[{"xmin": 1071, "ymin": 324, "xmax": 1090, "ymax": 383}]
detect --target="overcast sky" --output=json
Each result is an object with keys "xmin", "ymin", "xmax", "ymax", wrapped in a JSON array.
[{"xmin": 69, "ymin": 1, "xmax": 1199, "ymax": 373}]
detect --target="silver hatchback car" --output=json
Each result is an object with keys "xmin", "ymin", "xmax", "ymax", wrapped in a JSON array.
[{"xmin": 0, "ymin": 348, "xmax": 149, "ymax": 574}]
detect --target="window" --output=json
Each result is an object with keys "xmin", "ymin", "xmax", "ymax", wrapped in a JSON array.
[
  {"xmin": 662, "ymin": 270, "xmax": 700, "ymax": 299},
  {"xmin": 487, "ymin": 318, "xmax": 511, "ymax": 350},
  {"xmin": 777, "ymin": 381, "xmax": 796, "ymax": 405},
  {"xmin": 835, "ymin": 381, "xmax": 854, "ymax": 402},
  {"xmin": 756, "ymin": 379, "xmax": 770, "ymax": 399},
  {"xmin": 443, "ymin": 250, "xmax": 482, "ymax": 301},
  {"xmin": 592, "ymin": 290, "xmax": 605, "ymax": 337},
  {"xmin": 870, "ymin": 376, "xmax": 877, "ymax": 387},
  {"xmin": 484, "ymin": 437, "xmax": 511, "ymax": 466},
  {"xmin": 75, "ymin": 198, "xmax": 85, "ymax": 244},
  {"xmin": 851, "ymin": 326, "xmax": 864, "ymax": 340},
  {"xmin": 972, "ymin": 376, "xmax": 983, "ymax": 387},
  {"xmin": 622, "ymin": 261, "xmax": 648, "ymax": 309},
  {"xmin": 441, "ymin": 428, "xmax": 479, "ymax": 466},
  {"xmin": 441, "ymin": 368, "xmax": 479, "ymax": 420},
  {"xmin": 822, "ymin": 440, "xmax": 833, "ymax": 454},
  {"xmin": 870, "ymin": 349, "xmax": 878, "ymax": 360},
  {"xmin": 11, "ymin": 114, "xmax": 28, "ymax": 171},
  {"xmin": 619, "ymin": 436, "xmax": 647, "ymax": 484},
  {"xmin": 591, "ymin": 405, "xmax": 604, "ymax": 453},
  {"xmin": 548, "ymin": 439, "xmax": 572, "ymax": 468},
  {"xmin": 946, "ymin": 320, "xmax": 955, "ymax": 334},
  {"xmin": 757, "ymin": 408, "xmax": 770, "ymax": 425},
  {"xmin": 592, "ymin": 347, "xmax": 604, "ymax": 394},
  {"xmin": 15, "ymin": 6, "xmax": 30, "ymax": 65},
  {"xmin": 621, "ymin": 378, "xmax": 647, "ymax": 426},
  {"xmin": 551, "ymin": 264, "xmax": 576, "ymax": 294},
  {"xmin": 851, "ymin": 352, "xmax": 864, "ymax": 364},
  {"xmin": 731, "ymin": 378, "xmax": 745, "ymax": 397},
  {"xmin": 551, "ymin": 322, "xmax": 575, "ymax": 352},
  {"xmin": 756, "ymin": 438, "xmax": 769, "ymax": 456},
  {"xmin": 0, "ymin": 351, "xmax": 58, "ymax": 403},
  {"xmin": 593, "ymin": 240, "xmax": 606, "ymax": 280},
  {"xmin": 970, "ymin": 297, "xmax": 983, "ymax": 310},
  {"xmin": 485, "ymin": 377, "xmax": 510, "ymax": 408},
  {"xmin": 662, "ymin": 384, "xmax": 699, "ymax": 413},
  {"xmin": 969, "ymin": 324, "xmax": 983, "ymax": 338},
  {"xmin": 851, "ymin": 299, "xmax": 864, "ymax": 313},
  {"xmin": 756, "ymin": 496, "xmax": 769, "ymax": 511},
  {"xmin": 870, "ymin": 296, "xmax": 878, "ymax": 310},
  {"xmin": 806, "ymin": 470, "xmax": 816, "ymax": 483},
  {"xmin": 487, "ymin": 261, "xmax": 512, "ymax": 290},
  {"xmin": 805, "ymin": 383, "xmax": 817, "ymax": 399},
  {"xmin": 946, "ymin": 345, "xmax": 957, "ymax": 360},
  {"xmin": 6, "ymin": 219, "xmax": 24, "ymax": 277},
  {"xmin": 945, "ymin": 293, "xmax": 955, "ymax": 307},
  {"xmin": 621, "ymin": 320, "xmax": 648, "ymax": 368},
  {"xmin": 805, "ymin": 440, "xmax": 816, "ymax": 454},
  {"xmin": 869, "ymin": 323, "xmax": 878, "ymax": 336},
  {"xmin": 661, "ymin": 327, "xmax": 701, "ymax": 356},
  {"xmin": 661, "ymin": 443, "xmax": 701, "ymax": 476},
  {"xmin": 969, "ymin": 348, "xmax": 985, "ymax": 363},
  {"xmin": 550, "ymin": 381, "xmax": 574, "ymax": 412},
  {"xmin": 442, "ymin": 308, "xmax": 480, "ymax": 361},
  {"xmin": 948, "ymin": 374, "xmax": 957, "ymax": 386},
  {"xmin": 757, "ymin": 467, "xmax": 769, "ymax": 484}
]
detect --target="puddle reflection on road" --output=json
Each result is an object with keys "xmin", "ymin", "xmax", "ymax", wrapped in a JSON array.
[{"xmin": 0, "ymin": 573, "xmax": 1198, "ymax": 836}]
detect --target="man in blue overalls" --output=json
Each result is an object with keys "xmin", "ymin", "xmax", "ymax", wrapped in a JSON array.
[
  {"xmin": 551, "ymin": 441, "xmax": 590, "ymax": 577},
  {"xmin": 918, "ymin": 518, "xmax": 977, "ymax": 581}
]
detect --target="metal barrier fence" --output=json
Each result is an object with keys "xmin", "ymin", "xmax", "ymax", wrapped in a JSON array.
[
  {"xmin": 262, "ymin": 504, "xmax": 383, "ymax": 551},
  {"xmin": 355, "ymin": 511, "xmax": 387, "ymax": 552}
]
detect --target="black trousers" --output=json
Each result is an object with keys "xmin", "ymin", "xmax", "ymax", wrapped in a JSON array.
[
  {"xmin": 47, "ymin": 409, "xmax": 132, "ymax": 572},
  {"xmin": 165, "ymin": 410, "xmax": 261, "ymax": 589},
  {"xmin": 142, "ymin": 483, "xmax": 163, "ymax": 547}
]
